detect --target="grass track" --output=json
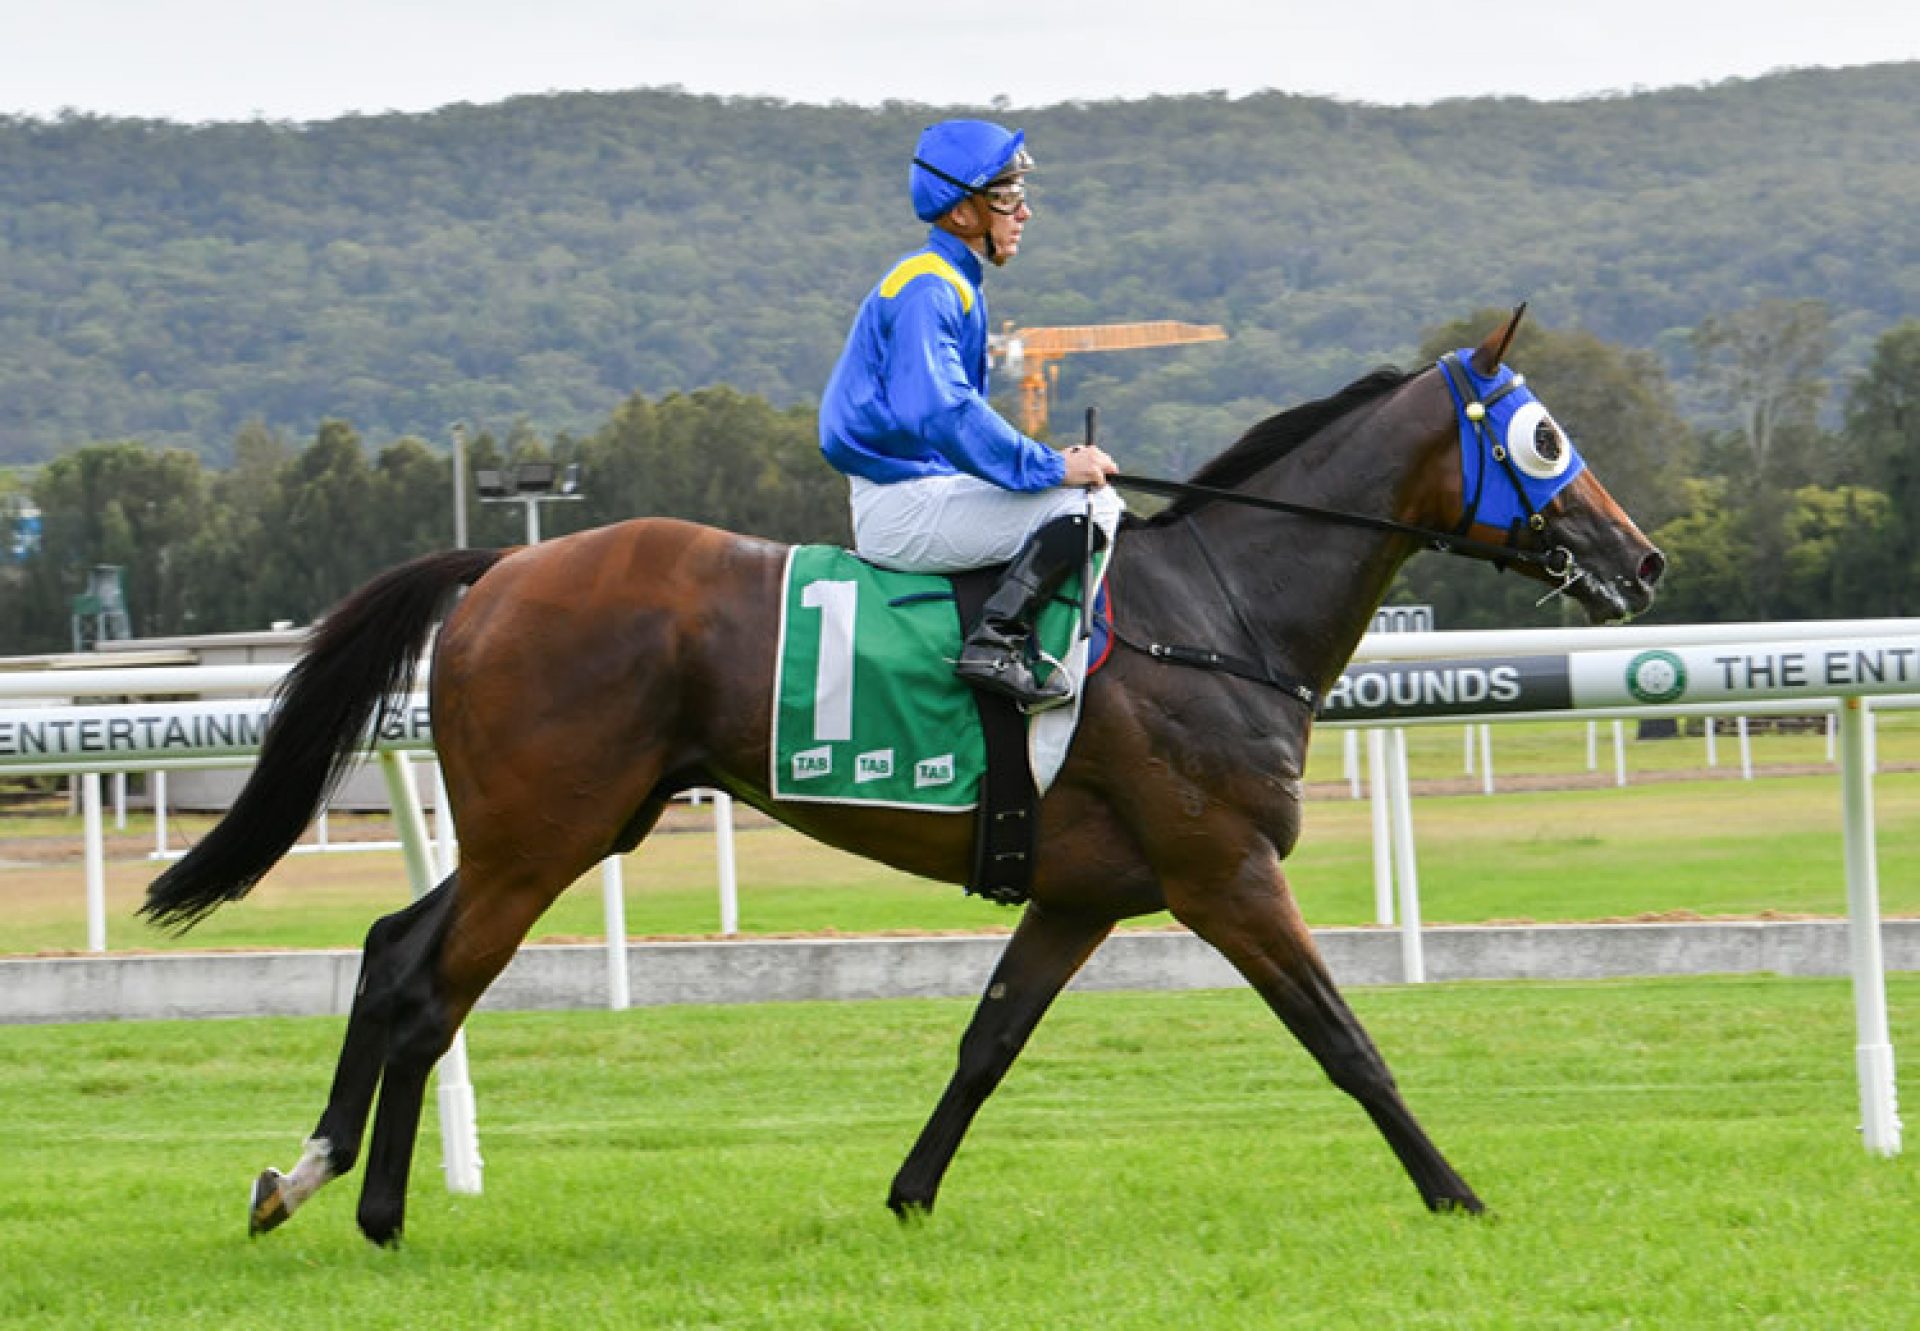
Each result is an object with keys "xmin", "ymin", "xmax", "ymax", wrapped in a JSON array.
[{"xmin": 4, "ymin": 976, "xmax": 1919, "ymax": 1328}]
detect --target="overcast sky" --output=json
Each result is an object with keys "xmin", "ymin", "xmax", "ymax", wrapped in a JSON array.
[{"xmin": 2, "ymin": 0, "xmax": 1916, "ymax": 122}]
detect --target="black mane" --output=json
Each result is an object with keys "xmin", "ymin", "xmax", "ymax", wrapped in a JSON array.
[{"xmin": 1143, "ymin": 365, "xmax": 1414, "ymax": 522}]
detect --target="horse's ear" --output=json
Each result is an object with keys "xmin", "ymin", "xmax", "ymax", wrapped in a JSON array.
[{"xmin": 1470, "ymin": 302, "xmax": 1529, "ymax": 376}]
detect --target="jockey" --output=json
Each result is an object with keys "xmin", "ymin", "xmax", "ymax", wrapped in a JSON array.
[{"xmin": 820, "ymin": 118, "xmax": 1122, "ymax": 709}]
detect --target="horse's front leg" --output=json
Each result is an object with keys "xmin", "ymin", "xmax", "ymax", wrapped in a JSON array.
[
  {"xmin": 888, "ymin": 903, "xmax": 1115, "ymax": 1216},
  {"xmin": 1166, "ymin": 846, "xmax": 1485, "ymax": 1215}
]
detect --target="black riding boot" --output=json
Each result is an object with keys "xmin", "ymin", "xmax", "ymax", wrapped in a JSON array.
[{"xmin": 954, "ymin": 514, "xmax": 1093, "ymax": 709}]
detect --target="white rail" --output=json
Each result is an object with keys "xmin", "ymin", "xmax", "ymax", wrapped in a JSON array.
[
  {"xmin": 1353, "ymin": 616, "xmax": 1920, "ymax": 661},
  {"xmin": 3, "ymin": 620, "xmax": 1909, "ymax": 1158}
]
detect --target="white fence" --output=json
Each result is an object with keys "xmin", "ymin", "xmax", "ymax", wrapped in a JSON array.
[
  {"xmin": 1325, "ymin": 618, "xmax": 1918, "ymax": 1156},
  {"xmin": 3, "ymin": 617, "xmax": 1912, "ymax": 1165}
]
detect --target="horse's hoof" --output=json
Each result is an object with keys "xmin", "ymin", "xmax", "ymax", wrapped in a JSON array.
[
  {"xmin": 358, "ymin": 1207, "xmax": 404, "ymax": 1248},
  {"xmin": 248, "ymin": 1169, "xmax": 291, "ymax": 1237},
  {"xmin": 887, "ymin": 1194, "xmax": 932, "ymax": 1223}
]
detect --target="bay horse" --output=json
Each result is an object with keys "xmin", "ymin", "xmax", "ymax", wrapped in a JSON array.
[{"xmin": 145, "ymin": 309, "xmax": 1664, "ymax": 1245}]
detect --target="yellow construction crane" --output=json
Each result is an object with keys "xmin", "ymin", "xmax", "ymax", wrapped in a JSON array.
[{"xmin": 990, "ymin": 320, "xmax": 1228, "ymax": 438}]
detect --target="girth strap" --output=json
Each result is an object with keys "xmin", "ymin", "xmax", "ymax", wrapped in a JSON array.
[{"xmin": 948, "ymin": 565, "xmax": 1040, "ymax": 908}]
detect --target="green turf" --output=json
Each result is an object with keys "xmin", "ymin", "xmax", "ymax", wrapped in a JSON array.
[{"xmin": 2, "ymin": 976, "xmax": 1917, "ymax": 1328}]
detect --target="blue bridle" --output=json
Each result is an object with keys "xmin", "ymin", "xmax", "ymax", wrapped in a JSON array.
[{"xmin": 1438, "ymin": 349, "xmax": 1586, "ymax": 547}]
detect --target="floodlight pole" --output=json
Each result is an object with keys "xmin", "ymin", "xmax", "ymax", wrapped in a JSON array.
[
  {"xmin": 474, "ymin": 465, "xmax": 581, "ymax": 547},
  {"xmin": 451, "ymin": 423, "xmax": 469, "ymax": 549}
]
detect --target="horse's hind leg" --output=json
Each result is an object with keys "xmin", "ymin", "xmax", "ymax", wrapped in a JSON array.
[
  {"xmin": 889, "ymin": 904, "xmax": 1114, "ymax": 1216},
  {"xmin": 351, "ymin": 864, "xmax": 565, "ymax": 1246},
  {"xmin": 248, "ymin": 877, "xmax": 458, "ymax": 1237},
  {"xmin": 352, "ymin": 1006, "xmax": 448, "ymax": 1245},
  {"xmin": 1169, "ymin": 854, "xmax": 1484, "ymax": 1215}
]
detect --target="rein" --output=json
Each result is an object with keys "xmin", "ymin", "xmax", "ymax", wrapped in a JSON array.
[{"xmin": 1108, "ymin": 472, "xmax": 1572, "ymax": 577}]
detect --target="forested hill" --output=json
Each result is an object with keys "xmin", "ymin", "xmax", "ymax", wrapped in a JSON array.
[{"xmin": 2, "ymin": 64, "xmax": 1915, "ymax": 467}]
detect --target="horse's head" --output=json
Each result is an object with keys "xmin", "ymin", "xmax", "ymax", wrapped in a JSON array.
[{"xmin": 1427, "ymin": 306, "xmax": 1666, "ymax": 623}]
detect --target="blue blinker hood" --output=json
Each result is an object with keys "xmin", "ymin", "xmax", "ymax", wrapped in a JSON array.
[{"xmin": 1438, "ymin": 350, "xmax": 1586, "ymax": 538}]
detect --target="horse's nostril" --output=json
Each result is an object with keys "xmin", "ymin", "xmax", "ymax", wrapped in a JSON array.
[{"xmin": 1639, "ymin": 549, "xmax": 1667, "ymax": 586}]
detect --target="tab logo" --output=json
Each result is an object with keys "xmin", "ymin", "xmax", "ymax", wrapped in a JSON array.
[
  {"xmin": 915, "ymin": 754, "xmax": 956, "ymax": 788},
  {"xmin": 791, "ymin": 746, "xmax": 833, "ymax": 781},
  {"xmin": 856, "ymin": 749, "xmax": 895, "ymax": 783}
]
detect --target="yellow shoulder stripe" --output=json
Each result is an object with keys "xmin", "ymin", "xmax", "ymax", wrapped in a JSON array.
[{"xmin": 878, "ymin": 253, "xmax": 974, "ymax": 314}]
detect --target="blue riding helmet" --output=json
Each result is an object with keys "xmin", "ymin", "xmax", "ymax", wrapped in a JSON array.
[
  {"xmin": 1438, "ymin": 350, "xmax": 1586, "ymax": 537},
  {"xmin": 911, "ymin": 120, "xmax": 1032, "ymax": 222}
]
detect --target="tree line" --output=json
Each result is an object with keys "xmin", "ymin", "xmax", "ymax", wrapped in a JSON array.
[
  {"xmin": 4, "ymin": 305, "xmax": 1916, "ymax": 653},
  {"xmin": 2, "ymin": 65, "xmax": 1916, "ymax": 471},
  {"xmin": 0, "ymin": 387, "xmax": 840, "ymax": 651}
]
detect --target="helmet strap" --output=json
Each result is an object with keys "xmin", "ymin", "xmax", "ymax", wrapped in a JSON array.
[
  {"xmin": 937, "ymin": 204, "xmax": 1001, "ymax": 266},
  {"xmin": 918, "ymin": 155, "xmax": 1018, "ymax": 266}
]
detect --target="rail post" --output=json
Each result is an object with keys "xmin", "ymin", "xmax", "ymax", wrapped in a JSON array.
[
  {"xmin": 379, "ymin": 750, "xmax": 484, "ymax": 1194},
  {"xmin": 1838, "ymin": 697, "xmax": 1901, "ymax": 1155}
]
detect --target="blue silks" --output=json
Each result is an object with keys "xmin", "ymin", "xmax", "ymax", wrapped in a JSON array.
[
  {"xmin": 819, "ymin": 228, "xmax": 1064, "ymax": 493},
  {"xmin": 1437, "ymin": 350, "xmax": 1586, "ymax": 537}
]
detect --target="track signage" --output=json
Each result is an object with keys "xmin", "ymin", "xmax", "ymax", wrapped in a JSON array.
[
  {"xmin": 0, "ymin": 698, "xmax": 432, "ymax": 764},
  {"xmin": 1570, "ymin": 637, "xmax": 1920, "ymax": 709},
  {"xmin": 1320, "ymin": 655, "xmax": 1570, "ymax": 721},
  {"xmin": 1322, "ymin": 635, "xmax": 1920, "ymax": 723}
]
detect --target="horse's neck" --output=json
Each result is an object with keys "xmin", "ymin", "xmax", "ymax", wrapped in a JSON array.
[
  {"xmin": 1203, "ymin": 507, "xmax": 1412, "ymax": 689},
  {"xmin": 1132, "ymin": 423, "xmax": 1438, "ymax": 696}
]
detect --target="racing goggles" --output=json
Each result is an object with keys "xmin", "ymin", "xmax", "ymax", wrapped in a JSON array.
[
  {"xmin": 981, "ymin": 178, "xmax": 1029, "ymax": 215},
  {"xmin": 982, "ymin": 146, "xmax": 1036, "ymax": 214}
]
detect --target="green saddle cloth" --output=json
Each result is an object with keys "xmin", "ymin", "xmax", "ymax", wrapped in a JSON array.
[{"xmin": 770, "ymin": 545, "xmax": 1092, "ymax": 811}]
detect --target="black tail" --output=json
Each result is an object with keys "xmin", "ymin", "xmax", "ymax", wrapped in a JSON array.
[{"xmin": 142, "ymin": 548, "xmax": 504, "ymax": 932}]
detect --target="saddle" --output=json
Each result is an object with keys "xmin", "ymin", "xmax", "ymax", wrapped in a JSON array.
[{"xmin": 770, "ymin": 546, "xmax": 1111, "ymax": 906}]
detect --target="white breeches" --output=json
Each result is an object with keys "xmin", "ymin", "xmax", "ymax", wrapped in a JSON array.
[{"xmin": 849, "ymin": 473, "xmax": 1124, "ymax": 574}]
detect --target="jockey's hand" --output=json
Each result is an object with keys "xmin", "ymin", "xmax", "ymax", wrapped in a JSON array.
[{"xmin": 1063, "ymin": 444, "xmax": 1118, "ymax": 489}]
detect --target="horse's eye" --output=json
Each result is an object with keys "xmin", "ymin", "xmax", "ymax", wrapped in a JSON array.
[
  {"xmin": 1534, "ymin": 419, "xmax": 1562, "ymax": 461},
  {"xmin": 1505, "ymin": 401, "xmax": 1573, "ymax": 480}
]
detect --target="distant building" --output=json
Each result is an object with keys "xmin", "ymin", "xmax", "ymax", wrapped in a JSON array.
[{"xmin": 7, "ymin": 504, "xmax": 41, "ymax": 561}]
